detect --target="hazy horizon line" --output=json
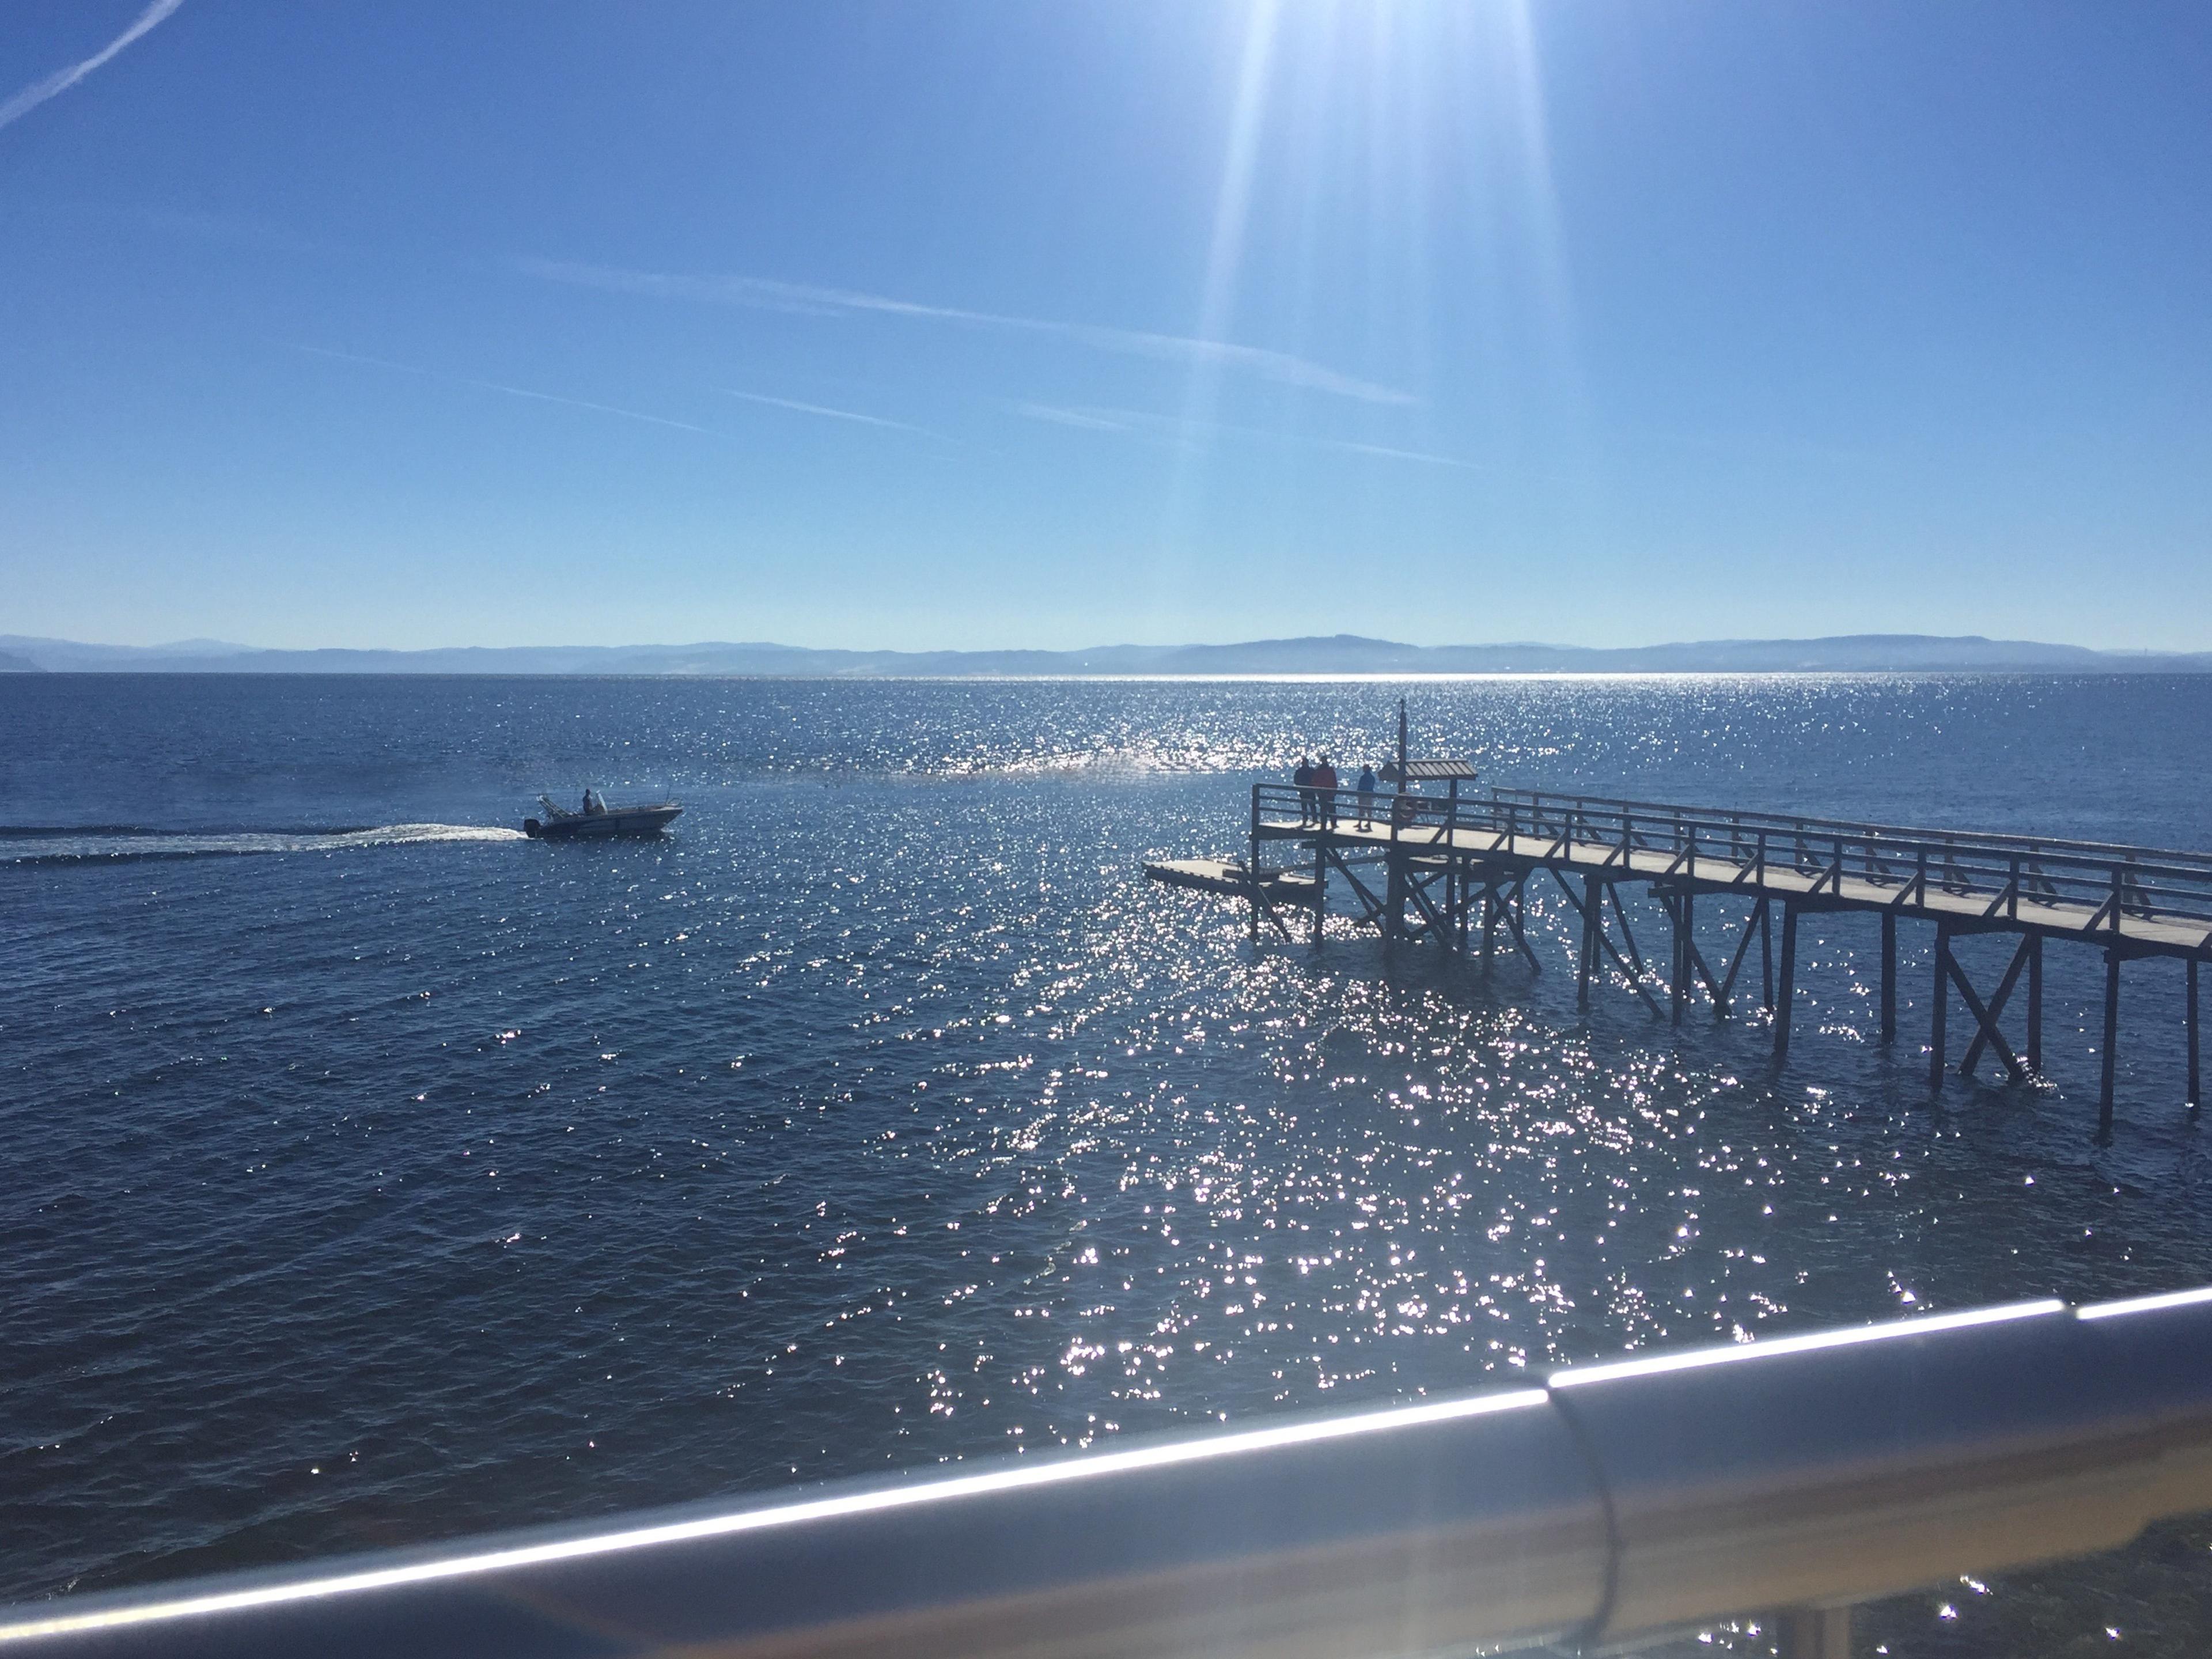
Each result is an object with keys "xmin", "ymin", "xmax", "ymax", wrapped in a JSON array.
[{"xmin": 9, "ymin": 629, "xmax": 2211, "ymax": 660}]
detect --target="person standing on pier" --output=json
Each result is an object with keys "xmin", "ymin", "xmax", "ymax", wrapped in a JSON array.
[
  {"xmin": 1355, "ymin": 763, "xmax": 1378, "ymax": 828},
  {"xmin": 1315, "ymin": 755, "xmax": 1339, "ymax": 828},
  {"xmin": 1294, "ymin": 755, "xmax": 1316, "ymax": 825}
]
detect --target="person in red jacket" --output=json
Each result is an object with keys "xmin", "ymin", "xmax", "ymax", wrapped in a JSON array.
[{"xmin": 1313, "ymin": 755, "xmax": 1339, "ymax": 828}]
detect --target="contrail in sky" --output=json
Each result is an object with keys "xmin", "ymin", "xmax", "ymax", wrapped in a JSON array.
[
  {"xmin": 1014, "ymin": 403, "xmax": 1131, "ymax": 433},
  {"xmin": 721, "ymin": 389, "xmax": 943, "ymax": 437},
  {"xmin": 520, "ymin": 258, "xmax": 1415, "ymax": 407},
  {"xmin": 1016, "ymin": 402, "xmax": 1478, "ymax": 471},
  {"xmin": 291, "ymin": 344, "xmax": 729, "ymax": 440},
  {"xmin": 0, "ymin": 0, "xmax": 188, "ymax": 133}
]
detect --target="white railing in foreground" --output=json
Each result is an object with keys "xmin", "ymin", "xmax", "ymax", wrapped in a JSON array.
[{"xmin": 7, "ymin": 1288, "xmax": 2212, "ymax": 1659}]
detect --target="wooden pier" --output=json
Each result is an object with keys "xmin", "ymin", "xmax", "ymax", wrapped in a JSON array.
[{"xmin": 1148, "ymin": 780, "xmax": 2212, "ymax": 1142}]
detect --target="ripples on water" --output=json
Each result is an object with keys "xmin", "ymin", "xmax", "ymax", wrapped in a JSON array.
[{"xmin": 5, "ymin": 675, "xmax": 2212, "ymax": 1652}]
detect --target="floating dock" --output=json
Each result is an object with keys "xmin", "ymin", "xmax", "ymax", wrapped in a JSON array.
[
  {"xmin": 1152, "ymin": 779, "xmax": 2212, "ymax": 1141},
  {"xmin": 1142, "ymin": 858, "xmax": 1318, "ymax": 903}
]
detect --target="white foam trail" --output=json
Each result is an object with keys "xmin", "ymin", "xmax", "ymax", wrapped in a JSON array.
[{"xmin": 5, "ymin": 824, "xmax": 527, "ymax": 864}]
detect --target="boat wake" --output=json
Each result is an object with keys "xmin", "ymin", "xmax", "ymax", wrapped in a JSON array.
[{"xmin": 2, "ymin": 823, "xmax": 528, "ymax": 865}]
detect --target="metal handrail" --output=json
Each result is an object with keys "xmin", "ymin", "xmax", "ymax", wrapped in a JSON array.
[
  {"xmin": 1251, "ymin": 783, "xmax": 2212, "ymax": 929},
  {"xmin": 8, "ymin": 1289, "xmax": 2212, "ymax": 1658},
  {"xmin": 1491, "ymin": 785, "xmax": 2212, "ymax": 871}
]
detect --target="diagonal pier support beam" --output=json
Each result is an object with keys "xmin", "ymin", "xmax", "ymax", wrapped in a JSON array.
[
  {"xmin": 1718, "ymin": 897, "xmax": 1767, "ymax": 1017},
  {"xmin": 1501, "ymin": 876, "xmax": 1542, "ymax": 975},
  {"xmin": 1322, "ymin": 844, "xmax": 1389, "ymax": 926},
  {"xmin": 1548, "ymin": 871, "xmax": 1661, "ymax": 1016},
  {"xmin": 1240, "ymin": 874, "xmax": 1296, "ymax": 944},
  {"xmin": 1957, "ymin": 933, "xmax": 2034, "ymax": 1082},
  {"xmin": 1608, "ymin": 884, "xmax": 1654, "ymax": 982},
  {"xmin": 1403, "ymin": 868, "xmax": 1455, "ymax": 949},
  {"xmin": 1681, "ymin": 901, "xmax": 1727, "ymax": 1012},
  {"xmin": 1655, "ymin": 887, "xmax": 1725, "ymax": 1025}
]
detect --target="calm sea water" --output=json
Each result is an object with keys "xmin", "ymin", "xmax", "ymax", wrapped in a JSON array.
[{"xmin": 6, "ymin": 673, "xmax": 2212, "ymax": 1652}]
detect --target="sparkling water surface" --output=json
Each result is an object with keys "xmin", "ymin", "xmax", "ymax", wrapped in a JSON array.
[{"xmin": 5, "ymin": 673, "xmax": 2212, "ymax": 1652}]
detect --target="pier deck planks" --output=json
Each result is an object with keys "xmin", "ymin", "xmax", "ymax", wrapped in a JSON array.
[{"xmin": 1255, "ymin": 816, "xmax": 2212, "ymax": 956}]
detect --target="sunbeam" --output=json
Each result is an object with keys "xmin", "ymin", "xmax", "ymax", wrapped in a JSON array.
[{"xmin": 1160, "ymin": 0, "xmax": 1283, "ymax": 555}]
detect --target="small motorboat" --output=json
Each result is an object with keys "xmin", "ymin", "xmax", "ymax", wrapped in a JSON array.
[{"xmin": 522, "ymin": 793, "xmax": 683, "ymax": 839}]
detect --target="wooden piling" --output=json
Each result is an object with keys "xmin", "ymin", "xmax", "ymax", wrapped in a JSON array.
[
  {"xmin": 1578, "ymin": 874, "xmax": 1600, "ymax": 1010},
  {"xmin": 1248, "ymin": 787, "xmax": 1262, "ymax": 942},
  {"xmin": 1773, "ymin": 903, "xmax": 1799, "ymax": 1061},
  {"xmin": 1760, "ymin": 900, "xmax": 1774, "ymax": 1014},
  {"xmin": 2100, "ymin": 948, "xmax": 2121, "ymax": 1142},
  {"xmin": 1683, "ymin": 892, "xmax": 1697, "ymax": 1022},
  {"xmin": 1681, "ymin": 898, "xmax": 1699, "ymax": 1026},
  {"xmin": 1384, "ymin": 819, "xmax": 1407, "ymax": 948},
  {"xmin": 1778, "ymin": 1606, "xmax": 1853, "ymax": 1659},
  {"xmin": 1929, "ymin": 921, "xmax": 1950, "ymax": 1089},
  {"xmin": 1669, "ymin": 893, "xmax": 1688, "ymax": 1027},
  {"xmin": 1880, "ymin": 910, "xmax": 1896, "ymax": 1043},
  {"xmin": 1312, "ymin": 835, "xmax": 1326, "ymax": 949},
  {"xmin": 2190, "ymin": 957, "xmax": 2201, "ymax": 1117},
  {"xmin": 2027, "ymin": 934, "xmax": 2043, "ymax": 1075}
]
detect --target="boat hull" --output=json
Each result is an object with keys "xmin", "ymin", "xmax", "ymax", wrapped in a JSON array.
[{"xmin": 523, "ymin": 805, "xmax": 682, "ymax": 839}]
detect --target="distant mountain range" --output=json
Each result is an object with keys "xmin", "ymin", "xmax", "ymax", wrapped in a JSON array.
[{"xmin": 5, "ymin": 632, "xmax": 2210, "ymax": 677}]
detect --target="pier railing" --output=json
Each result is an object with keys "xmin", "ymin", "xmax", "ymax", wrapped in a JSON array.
[
  {"xmin": 1254, "ymin": 782, "xmax": 2212, "ymax": 934},
  {"xmin": 8, "ymin": 1289, "xmax": 2212, "ymax": 1659}
]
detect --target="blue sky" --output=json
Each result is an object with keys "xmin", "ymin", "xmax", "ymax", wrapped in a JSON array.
[{"xmin": 2, "ymin": 2, "xmax": 2207, "ymax": 652}]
